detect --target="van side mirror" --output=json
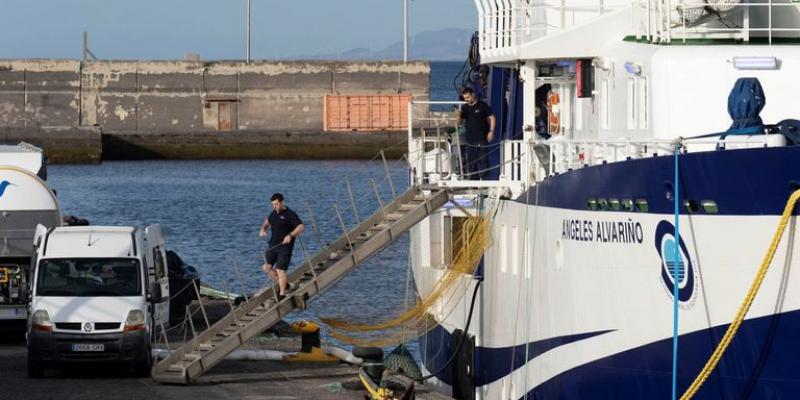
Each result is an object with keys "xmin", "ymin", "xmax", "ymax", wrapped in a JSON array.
[{"xmin": 148, "ymin": 283, "xmax": 163, "ymax": 303}]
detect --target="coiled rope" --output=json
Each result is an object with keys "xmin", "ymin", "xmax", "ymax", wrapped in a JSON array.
[{"xmin": 680, "ymin": 188, "xmax": 800, "ymax": 399}]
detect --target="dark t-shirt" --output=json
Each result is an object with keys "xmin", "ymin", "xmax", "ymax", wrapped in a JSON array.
[
  {"xmin": 268, "ymin": 207, "xmax": 303, "ymax": 248},
  {"xmin": 460, "ymin": 101, "xmax": 494, "ymax": 144}
]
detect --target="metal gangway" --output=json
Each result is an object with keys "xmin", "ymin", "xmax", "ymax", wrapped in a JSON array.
[{"xmin": 152, "ymin": 186, "xmax": 450, "ymax": 384}]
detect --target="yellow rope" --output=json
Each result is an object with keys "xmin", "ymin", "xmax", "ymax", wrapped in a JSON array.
[
  {"xmin": 319, "ymin": 215, "xmax": 491, "ymax": 346},
  {"xmin": 680, "ymin": 189, "xmax": 800, "ymax": 399}
]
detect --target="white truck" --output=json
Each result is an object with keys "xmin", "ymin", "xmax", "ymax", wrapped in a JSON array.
[
  {"xmin": 26, "ymin": 224, "xmax": 171, "ymax": 377},
  {"xmin": 0, "ymin": 143, "xmax": 61, "ymax": 324}
]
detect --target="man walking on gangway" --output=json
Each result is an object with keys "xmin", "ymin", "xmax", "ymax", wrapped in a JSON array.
[{"xmin": 259, "ymin": 193, "xmax": 304, "ymax": 300}]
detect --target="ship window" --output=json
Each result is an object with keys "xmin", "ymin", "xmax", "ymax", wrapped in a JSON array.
[
  {"xmin": 701, "ymin": 200, "xmax": 718, "ymax": 214},
  {"xmin": 597, "ymin": 198, "xmax": 608, "ymax": 210},
  {"xmin": 638, "ymin": 77, "xmax": 648, "ymax": 129},
  {"xmin": 627, "ymin": 78, "xmax": 636, "ymax": 130},
  {"xmin": 600, "ymin": 79, "xmax": 610, "ymax": 130},
  {"xmin": 635, "ymin": 199, "xmax": 649, "ymax": 212},
  {"xmin": 587, "ymin": 198, "xmax": 598, "ymax": 210},
  {"xmin": 622, "ymin": 199, "xmax": 634, "ymax": 212},
  {"xmin": 684, "ymin": 200, "xmax": 700, "ymax": 214},
  {"xmin": 609, "ymin": 198, "xmax": 621, "ymax": 211}
]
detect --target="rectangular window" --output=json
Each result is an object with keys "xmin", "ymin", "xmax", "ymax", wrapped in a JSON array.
[
  {"xmin": 600, "ymin": 79, "xmax": 610, "ymax": 130},
  {"xmin": 638, "ymin": 77, "xmax": 649, "ymax": 129},
  {"xmin": 511, "ymin": 225, "xmax": 519, "ymax": 276},
  {"xmin": 560, "ymin": 85, "xmax": 572, "ymax": 133},
  {"xmin": 500, "ymin": 224, "xmax": 507, "ymax": 273},
  {"xmin": 627, "ymin": 77, "xmax": 636, "ymax": 130}
]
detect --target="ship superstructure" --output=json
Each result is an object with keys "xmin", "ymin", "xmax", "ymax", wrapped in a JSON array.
[{"xmin": 409, "ymin": 1, "xmax": 800, "ymax": 398}]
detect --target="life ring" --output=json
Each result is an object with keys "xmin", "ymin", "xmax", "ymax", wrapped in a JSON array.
[{"xmin": 547, "ymin": 91, "xmax": 561, "ymax": 135}]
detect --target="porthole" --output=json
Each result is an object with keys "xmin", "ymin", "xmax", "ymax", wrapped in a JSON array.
[
  {"xmin": 598, "ymin": 198, "xmax": 608, "ymax": 210},
  {"xmin": 609, "ymin": 198, "xmax": 621, "ymax": 211},
  {"xmin": 701, "ymin": 200, "xmax": 718, "ymax": 214},
  {"xmin": 683, "ymin": 200, "xmax": 700, "ymax": 213},
  {"xmin": 622, "ymin": 199, "xmax": 634, "ymax": 212},
  {"xmin": 664, "ymin": 181, "xmax": 674, "ymax": 200},
  {"xmin": 587, "ymin": 198, "xmax": 598, "ymax": 210},
  {"xmin": 635, "ymin": 199, "xmax": 649, "ymax": 212}
]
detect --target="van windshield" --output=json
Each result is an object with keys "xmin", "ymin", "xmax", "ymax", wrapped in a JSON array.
[{"xmin": 36, "ymin": 258, "xmax": 141, "ymax": 297}]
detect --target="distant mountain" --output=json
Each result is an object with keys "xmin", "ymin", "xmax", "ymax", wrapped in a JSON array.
[{"xmin": 289, "ymin": 28, "xmax": 474, "ymax": 61}]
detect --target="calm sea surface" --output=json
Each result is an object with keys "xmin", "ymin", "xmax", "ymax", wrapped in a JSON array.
[{"xmin": 45, "ymin": 62, "xmax": 463, "ymax": 357}]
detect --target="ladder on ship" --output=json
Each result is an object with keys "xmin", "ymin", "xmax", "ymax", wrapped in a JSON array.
[{"xmin": 152, "ymin": 186, "xmax": 450, "ymax": 384}]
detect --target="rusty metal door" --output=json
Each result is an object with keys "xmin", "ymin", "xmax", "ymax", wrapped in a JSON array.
[{"xmin": 218, "ymin": 102, "xmax": 232, "ymax": 131}]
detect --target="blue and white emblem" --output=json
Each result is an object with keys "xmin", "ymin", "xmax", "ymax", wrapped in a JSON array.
[
  {"xmin": 654, "ymin": 220, "xmax": 697, "ymax": 305},
  {"xmin": 0, "ymin": 180, "xmax": 12, "ymax": 198}
]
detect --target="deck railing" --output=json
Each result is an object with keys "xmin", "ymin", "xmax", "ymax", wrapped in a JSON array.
[
  {"xmin": 474, "ymin": 0, "xmax": 625, "ymax": 59},
  {"xmin": 633, "ymin": 0, "xmax": 800, "ymax": 44}
]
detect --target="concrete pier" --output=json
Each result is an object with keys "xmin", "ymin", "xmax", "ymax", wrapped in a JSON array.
[{"xmin": 0, "ymin": 59, "xmax": 429, "ymax": 162}]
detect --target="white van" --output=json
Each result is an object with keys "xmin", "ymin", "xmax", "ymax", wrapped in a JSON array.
[{"xmin": 26, "ymin": 224, "xmax": 170, "ymax": 378}]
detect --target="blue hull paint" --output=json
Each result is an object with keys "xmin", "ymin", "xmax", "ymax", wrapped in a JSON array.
[
  {"xmin": 423, "ymin": 310, "xmax": 800, "ymax": 399},
  {"xmin": 527, "ymin": 309, "xmax": 800, "ymax": 400},
  {"xmin": 518, "ymin": 145, "xmax": 800, "ymax": 215}
]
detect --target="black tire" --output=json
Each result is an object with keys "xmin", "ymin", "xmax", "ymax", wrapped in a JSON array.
[
  {"xmin": 27, "ymin": 356, "xmax": 44, "ymax": 379},
  {"xmin": 134, "ymin": 345, "xmax": 152, "ymax": 378}
]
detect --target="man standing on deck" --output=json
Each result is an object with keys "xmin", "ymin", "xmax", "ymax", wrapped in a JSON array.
[
  {"xmin": 457, "ymin": 87, "xmax": 496, "ymax": 180},
  {"xmin": 259, "ymin": 193, "xmax": 305, "ymax": 300}
]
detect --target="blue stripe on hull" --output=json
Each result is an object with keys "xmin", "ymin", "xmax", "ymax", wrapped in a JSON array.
[
  {"xmin": 528, "ymin": 309, "xmax": 800, "ymax": 399},
  {"xmin": 517, "ymin": 145, "xmax": 800, "ymax": 215},
  {"xmin": 425, "ymin": 309, "xmax": 800, "ymax": 399},
  {"xmin": 421, "ymin": 325, "xmax": 613, "ymax": 387}
]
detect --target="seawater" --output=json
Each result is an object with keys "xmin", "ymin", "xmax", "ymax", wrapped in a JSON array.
[
  {"xmin": 48, "ymin": 160, "xmax": 418, "ymax": 353},
  {"xmin": 45, "ymin": 61, "xmax": 464, "ymax": 357}
]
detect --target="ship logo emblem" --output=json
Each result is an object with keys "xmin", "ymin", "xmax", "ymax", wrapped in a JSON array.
[
  {"xmin": 655, "ymin": 220, "xmax": 696, "ymax": 305},
  {"xmin": 0, "ymin": 180, "xmax": 13, "ymax": 198}
]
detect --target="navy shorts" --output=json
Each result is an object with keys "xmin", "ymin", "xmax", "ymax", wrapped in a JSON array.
[{"xmin": 264, "ymin": 245, "xmax": 292, "ymax": 270}]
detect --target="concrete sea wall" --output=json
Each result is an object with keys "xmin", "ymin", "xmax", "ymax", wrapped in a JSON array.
[{"xmin": 0, "ymin": 59, "xmax": 429, "ymax": 162}]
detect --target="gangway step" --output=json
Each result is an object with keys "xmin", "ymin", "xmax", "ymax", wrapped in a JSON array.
[{"xmin": 152, "ymin": 186, "xmax": 451, "ymax": 384}]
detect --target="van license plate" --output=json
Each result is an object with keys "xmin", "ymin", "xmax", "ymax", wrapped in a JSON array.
[{"xmin": 72, "ymin": 344, "xmax": 104, "ymax": 352}]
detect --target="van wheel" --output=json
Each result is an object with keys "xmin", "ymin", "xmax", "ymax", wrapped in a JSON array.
[
  {"xmin": 27, "ymin": 357, "xmax": 44, "ymax": 379},
  {"xmin": 134, "ymin": 346, "xmax": 152, "ymax": 378}
]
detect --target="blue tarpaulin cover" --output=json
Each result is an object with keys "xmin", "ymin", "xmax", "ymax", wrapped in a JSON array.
[{"xmin": 727, "ymin": 77, "xmax": 765, "ymax": 131}]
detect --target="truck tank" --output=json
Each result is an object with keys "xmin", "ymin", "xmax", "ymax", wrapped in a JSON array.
[{"xmin": 0, "ymin": 143, "xmax": 62, "ymax": 321}]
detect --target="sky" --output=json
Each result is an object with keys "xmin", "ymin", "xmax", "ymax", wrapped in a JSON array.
[{"xmin": 0, "ymin": 0, "xmax": 477, "ymax": 60}]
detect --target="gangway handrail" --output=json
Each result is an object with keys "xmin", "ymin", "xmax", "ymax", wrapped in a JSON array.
[{"xmin": 152, "ymin": 186, "xmax": 452, "ymax": 384}]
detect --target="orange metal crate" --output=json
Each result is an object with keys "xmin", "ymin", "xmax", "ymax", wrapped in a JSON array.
[{"xmin": 324, "ymin": 94, "xmax": 410, "ymax": 131}]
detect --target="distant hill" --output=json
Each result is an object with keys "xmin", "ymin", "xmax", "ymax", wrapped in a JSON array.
[{"xmin": 289, "ymin": 28, "xmax": 474, "ymax": 61}]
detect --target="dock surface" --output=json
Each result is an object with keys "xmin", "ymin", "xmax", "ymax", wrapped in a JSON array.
[{"xmin": 0, "ymin": 332, "xmax": 452, "ymax": 400}]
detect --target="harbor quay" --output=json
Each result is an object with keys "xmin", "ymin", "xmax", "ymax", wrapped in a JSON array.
[{"xmin": 0, "ymin": 59, "xmax": 429, "ymax": 162}]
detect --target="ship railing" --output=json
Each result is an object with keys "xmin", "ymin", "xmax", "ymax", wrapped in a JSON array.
[
  {"xmin": 475, "ymin": 0, "xmax": 626, "ymax": 59},
  {"xmin": 632, "ymin": 0, "xmax": 800, "ymax": 44},
  {"xmin": 530, "ymin": 134, "xmax": 782, "ymax": 179},
  {"xmin": 407, "ymin": 101, "xmax": 533, "ymax": 194}
]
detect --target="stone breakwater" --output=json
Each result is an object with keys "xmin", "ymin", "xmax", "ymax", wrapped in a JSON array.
[{"xmin": 0, "ymin": 60, "xmax": 429, "ymax": 162}]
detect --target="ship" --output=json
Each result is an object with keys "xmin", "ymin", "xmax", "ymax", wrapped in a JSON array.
[{"xmin": 408, "ymin": 0, "xmax": 800, "ymax": 398}]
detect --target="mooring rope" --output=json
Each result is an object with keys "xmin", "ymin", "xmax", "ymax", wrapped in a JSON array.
[
  {"xmin": 671, "ymin": 143, "xmax": 681, "ymax": 400},
  {"xmin": 680, "ymin": 189, "xmax": 800, "ymax": 399}
]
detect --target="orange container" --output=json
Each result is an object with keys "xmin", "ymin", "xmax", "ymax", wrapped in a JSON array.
[{"xmin": 324, "ymin": 94, "xmax": 410, "ymax": 131}]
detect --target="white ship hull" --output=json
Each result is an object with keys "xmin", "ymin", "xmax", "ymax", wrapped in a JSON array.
[{"xmin": 412, "ymin": 145, "xmax": 800, "ymax": 399}]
